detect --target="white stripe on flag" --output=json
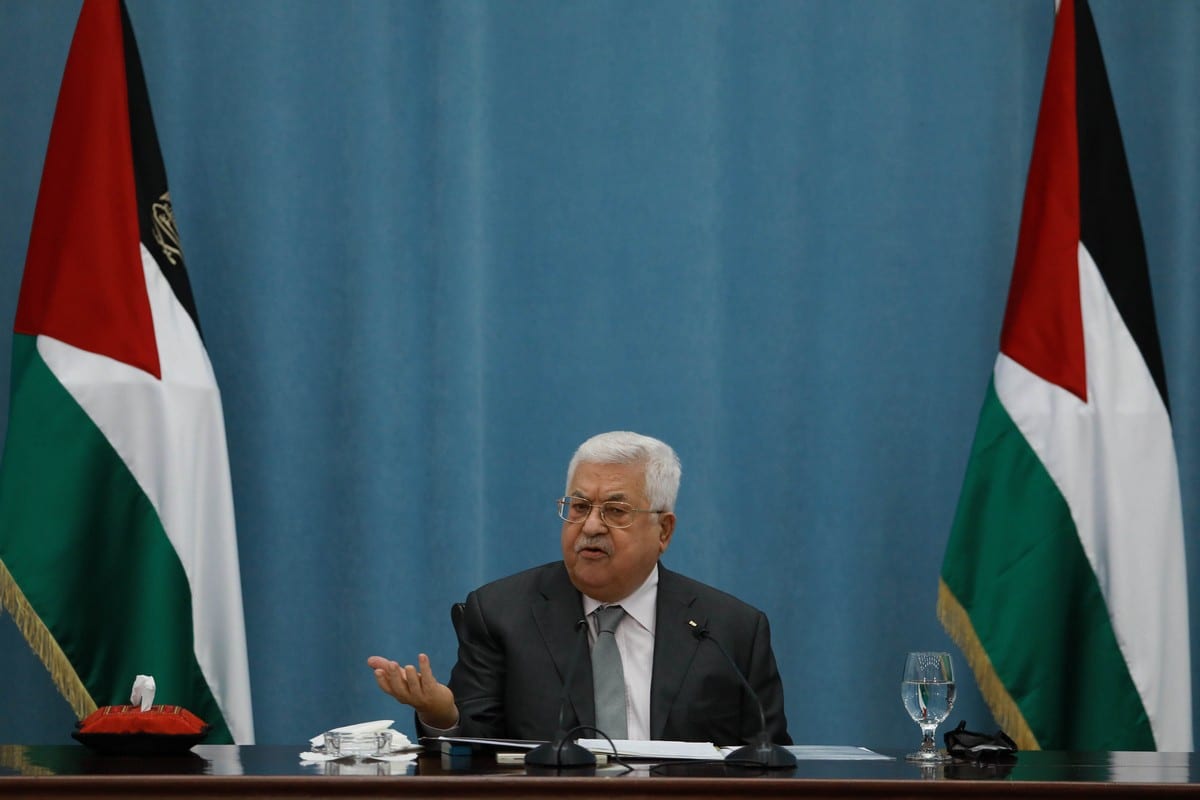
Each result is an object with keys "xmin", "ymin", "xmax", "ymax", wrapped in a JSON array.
[
  {"xmin": 994, "ymin": 243, "xmax": 1190, "ymax": 750},
  {"xmin": 36, "ymin": 244, "xmax": 254, "ymax": 744}
]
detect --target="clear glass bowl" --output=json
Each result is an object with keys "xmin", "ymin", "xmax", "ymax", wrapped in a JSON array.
[{"xmin": 324, "ymin": 729, "xmax": 393, "ymax": 757}]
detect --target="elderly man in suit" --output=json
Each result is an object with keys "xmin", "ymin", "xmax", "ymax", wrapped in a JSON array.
[{"xmin": 367, "ymin": 431, "xmax": 790, "ymax": 745}]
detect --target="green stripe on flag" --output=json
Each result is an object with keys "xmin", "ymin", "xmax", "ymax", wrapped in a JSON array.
[
  {"xmin": 0, "ymin": 334, "xmax": 232, "ymax": 742},
  {"xmin": 939, "ymin": 378, "xmax": 1152, "ymax": 751}
]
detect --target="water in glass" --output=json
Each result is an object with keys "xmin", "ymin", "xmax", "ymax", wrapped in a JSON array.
[{"xmin": 901, "ymin": 651, "xmax": 955, "ymax": 763}]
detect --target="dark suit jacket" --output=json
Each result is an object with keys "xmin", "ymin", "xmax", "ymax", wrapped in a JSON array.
[{"xmin": 446, "ymin": 561, "xmax": 791, "ymax": 746}]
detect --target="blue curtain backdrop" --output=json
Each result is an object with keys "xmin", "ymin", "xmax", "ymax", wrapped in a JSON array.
[{"xmin": 0, "ymin": 0, "xmax": 1197, "ymax": 748}]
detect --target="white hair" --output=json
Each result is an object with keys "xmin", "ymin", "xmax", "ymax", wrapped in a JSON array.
[{"xmin": 565, "ymin": 431, "xmax": 681, "ymax": 511}]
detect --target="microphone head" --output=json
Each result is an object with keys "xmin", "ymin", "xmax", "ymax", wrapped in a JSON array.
[{"xmin": 687, "ymin": 619, "xmax": 708, "ymax": 640}]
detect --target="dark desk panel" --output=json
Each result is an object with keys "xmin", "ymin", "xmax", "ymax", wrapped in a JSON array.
[{"xmin": 1, "ymin": 745, "xmax": 1198, "ymax": 799}]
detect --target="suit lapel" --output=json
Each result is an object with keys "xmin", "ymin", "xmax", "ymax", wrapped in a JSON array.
[
  {"xmin": 531, "ymin": 564, "xmax": 593, "ymax": 731},
  {"xmin": 650, "ymin": 565, "xmax": 704, "ymax": 739}
]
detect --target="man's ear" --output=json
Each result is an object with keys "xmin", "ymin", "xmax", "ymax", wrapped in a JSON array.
[{"xmin": 657, "ymin": 512, "xmax": 676, "ymax": 553}]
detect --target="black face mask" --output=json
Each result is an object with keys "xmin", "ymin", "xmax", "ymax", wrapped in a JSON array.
[{"xmin": 943, "ymin": 720, "xmax": 1018, "ymax": 765}]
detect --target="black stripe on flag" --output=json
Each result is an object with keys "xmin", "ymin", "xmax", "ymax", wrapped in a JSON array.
[
  {"xmin": 1075, "ymin": 0, "xmax": 1170, "ymax": 411},
  {"xmin": 118, "ymin": 0, "xmax": 204, "ymax": 342}
]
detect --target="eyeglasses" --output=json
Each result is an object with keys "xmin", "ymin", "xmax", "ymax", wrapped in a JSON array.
[{"xmin": 556, "ymin": 496, "xmax": 667, "ymax": 529}]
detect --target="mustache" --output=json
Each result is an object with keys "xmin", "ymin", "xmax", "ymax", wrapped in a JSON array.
[{"xmin": 573, "ymin": 533, "xmax": 612, "ymax": 556}]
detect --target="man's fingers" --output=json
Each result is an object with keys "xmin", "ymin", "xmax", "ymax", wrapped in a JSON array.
[
  {"xmin": 367, "ymin": 655, "xmax": 397, "ymax": 673},
  {"xmin": 374, "ymin": 670, "xmax": 402, "ymax": 700},
  {"xmin": 417, "ymin": 653, "xmax": 438, "ymax": 690},
  {"xmin": 367, "ymin": 654, "xmax": 448, "ymax": 714},
  {"xmin": 373, "ymin": 660, "xmax": 415, "ymax": 702}
]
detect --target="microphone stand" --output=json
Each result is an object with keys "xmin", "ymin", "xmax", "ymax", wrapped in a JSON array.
[
  {"xmin": 690, "ymin": 621, "xmax": 796, "ymax": 769},
  {"xmin": 525, "ymin": 619, "xmax": 596, "ymax": 768}
]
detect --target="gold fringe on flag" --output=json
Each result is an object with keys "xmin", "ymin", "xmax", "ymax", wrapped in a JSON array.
[
  {"xmin": 937, "ymin": 578, "xmax": 1039, "ymax": 751},
  {"xmin": 0, "ymin": 558, "xmax": 96, "ymax": 721}
]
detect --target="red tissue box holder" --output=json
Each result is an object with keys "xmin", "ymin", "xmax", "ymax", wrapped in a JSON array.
[{"xmin": 72, "ymin": 704, "xmax": 211, "ymax": 755}]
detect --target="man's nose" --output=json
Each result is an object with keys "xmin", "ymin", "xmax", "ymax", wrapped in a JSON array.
[{"xmin": 581, "ymin": 503, "xmax": 608, "ymax": 533}]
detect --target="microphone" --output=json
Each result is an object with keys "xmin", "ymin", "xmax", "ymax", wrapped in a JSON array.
[
  {"xmin": 689, "ymin": 619, "xmax": 796, "ymax": 769},
  {"xmin": 525, "ymin": 617, "xmax": 596, "ymax": 768}
]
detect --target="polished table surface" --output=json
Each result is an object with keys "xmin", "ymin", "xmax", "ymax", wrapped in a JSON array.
[{"xmin": 2, "ymin": 744, "xmax": 1200, "ymax": 799}]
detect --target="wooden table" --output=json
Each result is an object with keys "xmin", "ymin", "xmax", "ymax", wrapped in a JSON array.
[{"xmin": 1, "ymin": 744, "xmax": 1198, "ymax": 799}]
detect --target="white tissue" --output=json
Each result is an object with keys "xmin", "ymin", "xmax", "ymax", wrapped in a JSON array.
[{"xmin": 130, "ymin": 675, "xmax": 156, "ymax": 711}]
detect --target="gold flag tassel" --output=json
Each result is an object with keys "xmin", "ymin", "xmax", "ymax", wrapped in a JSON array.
[
  {"xmin": 938, "ymin": 578, "xmax": 1039, "ymax": 751},
  {"xmin": 0, "ymin": 558, "xmax": 97, "ymax": 721}
]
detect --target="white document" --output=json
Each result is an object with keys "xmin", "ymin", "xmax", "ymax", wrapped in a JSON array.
[
  {"xmin": 431, "ymin": 736, "xmax": 723, "ymax": 760},
  {"xmin": 782, "ymin": 745, "xmax": 892, "ymax": 760},
  {"xmin": 577, "ymin": 739, "xmax": 725, "ymax": 760},
  {"xmin": 430, "ymin": 736, "xmax": 888, "ymax": 762}
]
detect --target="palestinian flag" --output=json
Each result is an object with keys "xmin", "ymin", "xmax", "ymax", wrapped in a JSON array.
[
  {"xmin": 938, "ymin": 0, "xmax": 1190, "ymax": 751},
  {"xmin": 0, "ymin": 0, "xmax": 253, "ymax": 744}
]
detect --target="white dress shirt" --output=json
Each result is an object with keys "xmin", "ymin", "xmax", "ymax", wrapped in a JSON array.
[{"xmin": 581, "ymin": 564, "xmax": 658, "ymax": 741}]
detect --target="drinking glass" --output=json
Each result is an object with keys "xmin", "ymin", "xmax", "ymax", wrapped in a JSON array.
[{"xmin": 901, "ymin": 651, "xmax": 956, "ymax": 763}]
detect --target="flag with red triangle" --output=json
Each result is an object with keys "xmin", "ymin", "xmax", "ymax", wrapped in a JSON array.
[
  {"xmin": 0, "ymin": 0, "xmax": 254, "ymax": 744},
  {"xmin": 938, "ymin": 0, "xmax": 1189, "ymax": 751}
]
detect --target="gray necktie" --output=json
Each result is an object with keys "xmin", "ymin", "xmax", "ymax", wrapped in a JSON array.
[{"xmin": 591, "ymin": 605, "xmax": 628, "ymax": 739}]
